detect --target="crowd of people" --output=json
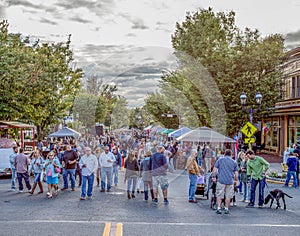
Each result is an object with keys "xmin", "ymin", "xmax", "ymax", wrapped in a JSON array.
[{"xmin": 8, "ymin": 129, "xmax": 298, "ymax": 213}]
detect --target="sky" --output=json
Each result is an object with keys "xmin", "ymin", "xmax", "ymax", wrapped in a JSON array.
[{"xmin": 1, "ymin": 0, "xmax": 300, "ymax": 107}]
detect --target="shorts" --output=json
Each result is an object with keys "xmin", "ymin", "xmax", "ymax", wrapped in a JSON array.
[
  {"xmin": 152, "ymin": 175, "xmax": 169, "ymax": 190},
  {"xmin": 34, "ymin": 173, "xmax": 42, "ymax": 183},
  {"xmin": 216, "ymin": 182, "xmax": 234, "ymax": 199}
]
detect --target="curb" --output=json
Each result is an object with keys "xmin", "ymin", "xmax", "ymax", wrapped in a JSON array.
[{"xmin": 266, "ymin": 177, "xmax": 293, "ymax": 186}]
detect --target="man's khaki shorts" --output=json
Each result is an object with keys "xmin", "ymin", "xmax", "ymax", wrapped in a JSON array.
[
  {"xmin": 216, "ymin": 182, "xmax": 234, "ymax": 199},
  {"xmin": 152, "ymin": 175, "xmax": 169, "ymax": 190}
]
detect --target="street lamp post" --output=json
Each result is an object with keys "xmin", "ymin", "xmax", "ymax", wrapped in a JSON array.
[{"xmin": 240, "ymin": 92, "xmax": 263, "ymax": 124}]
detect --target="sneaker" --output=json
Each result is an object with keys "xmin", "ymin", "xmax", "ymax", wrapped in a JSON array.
[
  {"xmin": 258, "ymin": 205, "xmax": 263, "ymax": 209},
  {"xmin": 239, "ymin": 199, "xmax": 245, "ymax": 202},
  {"xmin": 152, "ymin": 199, "xmax": 158, "ymax": 206},
  {"xmin": 18, "ymin": 190, "xmax": 23, "ymax": 193},
  {"xmin": 131, "ymin": 194, "xmax": 135, "ymax": 198},
  {"xmin": 164, "ymin": 199, "xmax": 169, "ymax": 205},
  {"xmin": 100, "ymin": 189, "xmax": 105, "ymax": 192},
  {"xmin": 11, "ymin": 188, "xmax": 16, "ymax": 192},
  {"xmin": 61, "ymin": 188, "xmax": 68, "ymax": 191},
  {"xmin": 80, "ymin": 196, "xmax": 86, "ymax": 200},
  {"xmin": 246, "ymin": 203, "xmax": 254, "ymax": 208},
  {"xmin": 127, "ymin": 192, "xmax": 131, "ymax": 199},
  {"xmin": 71, "ymin": 188, "xmax": 75, "ymax": 191},
  {"xmin": 216, "ymin": 209, "xmax": 222, "ymax": 214},
  {"xmin": 87, "ymin": 196, "xmax": 92, "ymax": 200},
  {"xmin": 188, "ymin": 199, "xmax": 198, "ymax": 203},
  {"xmin": 224, "ymin": 209, "xmax": 230, "ymax": 214},
  {"xmin": 245, "ymin": 200, "xmax": 250, "ymax": 203}
]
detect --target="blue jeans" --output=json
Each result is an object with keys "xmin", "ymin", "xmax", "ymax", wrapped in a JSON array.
[
  {"xmin": 112, "ymin": 166, "xmax": 119, "ymax": 185},
  {"xmin": 127, "ymin": 176, "xmax": 137, "ymax": 193},
  {"xmin": 169, "ymin": 158, "xmax": 174, "ymax": 172},
  {"xmin": 17, "ymin": 172, "xmax": 31, "ymax": 191},
  {"xmin": 238, "ymin": 174, "xmax": 242, "ymax": 192},
  {"xmin": 188, "ymin": 174, "xmax": 198, "ymax": 200},
  {"xmin": 11, "ymin": 167, "xmax": 16, "ymax": 189},
  {"xmin": 63, "ymin": 169, "xmax": 76, "ymax": 189},
  {"xmin": 101, "ymin": 167, "xmax": 113, "ymax": 190},
  {"xmin": 81, "ymin": 173, "xmax": 94, "ymax": 197},
  {"xmin": 250, "ymin": 178, "xmax": 266, "ymax": 206},
  {"xmin": 285, "ymin": 170, "xmax": 298, "ymax": 187},
  {"xmin": 243, "ymin": 182, "xmax": 250, "ymax": 200}
]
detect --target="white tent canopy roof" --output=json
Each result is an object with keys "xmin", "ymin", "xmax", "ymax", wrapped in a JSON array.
[
  {"xmin": 176, "ymin": 126, "xmax": 236, "ymax": 143},
  {"xmin": 48, "ymin": 127, "xmax": 81, "ymax": 138}
]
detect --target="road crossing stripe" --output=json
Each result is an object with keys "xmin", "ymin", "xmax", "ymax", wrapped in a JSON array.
[
  {"xmin": 102, "ymin": 222, "xmax": 111, "ymax": 236},
  {"xmin": 116, "ymin": 223, "xmax": 123, "ymax": 236}
]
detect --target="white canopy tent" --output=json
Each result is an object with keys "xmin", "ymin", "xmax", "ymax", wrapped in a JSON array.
[
  {"xmin": 48, "ymin": 127, "xmax": 81, "ymax": 138},
  {"xmin": 176, "ymin": 126, "xmax": 236, "ymax": 143}
]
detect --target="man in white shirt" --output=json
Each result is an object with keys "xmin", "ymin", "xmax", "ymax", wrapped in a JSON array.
[
  {"xmin": 99, "ymin": 146, "xmax": 115, "ymax": 192},
  {"xmin": 79, "ymin": 148, "xmax": 98, "ymax": 200}
]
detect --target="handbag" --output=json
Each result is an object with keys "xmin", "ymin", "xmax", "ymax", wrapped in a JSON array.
[{"xmin": 54, "ymin": 167, "xmax": 61, "ymax": 173}]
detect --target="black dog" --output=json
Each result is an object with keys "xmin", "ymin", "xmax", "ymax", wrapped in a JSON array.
[{"xmin": 264, "ymin": 189, "xmax": 293, "ymax": 210}]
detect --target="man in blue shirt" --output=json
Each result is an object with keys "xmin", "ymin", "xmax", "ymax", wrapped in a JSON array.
[
  {"xmin": 212, "ymin": 149, "xmax": 238, "ymax": 214},
  {"xmin": 150, "ymin": 146, "xmax": 169, "ymax": 205}
]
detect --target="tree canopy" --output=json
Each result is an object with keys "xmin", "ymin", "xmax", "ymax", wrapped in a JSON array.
[
  {"xmin": 146, "ymin": 8, "xmax": 286, "ymax": 135},
  {"xmin": 0, "ymin": 20, "xmax": 82, "ymax": 138}
]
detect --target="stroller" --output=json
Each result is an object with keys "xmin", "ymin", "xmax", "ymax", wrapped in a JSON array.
[{"xmin": 195, "ymin": 174, "xmax": 209, "ymax": 199}]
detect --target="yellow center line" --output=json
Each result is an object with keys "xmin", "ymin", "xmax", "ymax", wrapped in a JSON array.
[
  {"xmin": 116, "ymin": 223, "xmax": 123, "ymax": 236},
  {"xmin": 102, "ymin": 222, "xmax": 111, "ymax": 236}
]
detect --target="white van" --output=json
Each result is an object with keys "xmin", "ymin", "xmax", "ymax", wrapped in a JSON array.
[{"xmin": 0, "ymin": 148, "xmax": 13, "ymax": 176}]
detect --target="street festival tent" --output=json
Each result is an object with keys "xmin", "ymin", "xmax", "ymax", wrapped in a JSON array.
[
  {"xmin": 48, "ymin": 127, "xmax": 81, "ymax": 138},
  {"xmin": 176, "ymin": 126, "xmax": 236, "ymax": 143},
  {"xmin": 161, "ymin": 129, "xmax": 174, "ymax": 135},
  {"xmin": 143, "ymin": 125, "xmax": 153, "ymax": 131},
  {"xmin": 168, "ymin": 127, "xmax": 192, "ymax": 138}
]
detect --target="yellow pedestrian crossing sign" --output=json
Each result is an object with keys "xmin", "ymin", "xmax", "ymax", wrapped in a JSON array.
[
  {"xmin": 245, "ymin": 137, "xmax": 256, "ymax": 144},
  {"xmin": 241, "ymin": 122, "xmax": 257, "ymax": 138}
]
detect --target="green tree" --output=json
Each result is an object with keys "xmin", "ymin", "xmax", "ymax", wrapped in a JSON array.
[
  {"xmin": 0, "ymin": 20, "xmax": 82, "ymax": 139},
  {"xmin": 154, "ymin": 8, "xmax": 285, "ymax": 135}
]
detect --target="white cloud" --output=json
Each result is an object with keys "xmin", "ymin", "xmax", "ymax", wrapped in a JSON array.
[{"xmin": 2, "ymin": 0, "xmax": 300, "ymax": 106}]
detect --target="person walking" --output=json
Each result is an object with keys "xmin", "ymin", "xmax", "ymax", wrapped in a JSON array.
[
  {"xmin": 203, "ymin": 144, "xmax": 213, "ymax": 173},
  {"xmin": 245, "ymin": 150, "xmax": 270, "ymax": 208},
  {"xmin": 124, "ymin": 152, "xmax": 139, "ymax": 199},
  {"xmin": 150, "ymin": 146, "xmax": 169, "ymax": 205},
  {"xmin": 239, "ymin": 152, "xmax": 250, "ymax": 202},
  {"xmin": 44, "ymin": 151, "xmax": 61, "ymax": 199},
  {"xmin": 187, "ymin": 149, "xmax": 201, "ymax": 203},
  {"xmin": 9, "ymin": 146, "xmax": 18, "ymax": 191},
  {"xmin": 79, "ymin": 147, "xmax": 98, "ymax": 200},
  {"xmin": 112, "ymin": 147, "xmax": 122, "ymax": 187},
  {"xmin": 212, "ymin": 149, "xmax": 238, "ymax": 214},
  {"xmin": 140, "ymin": 151, "xmax": 154, "ymax": 201},
  {"xmin": 99, "ymin": 146, "xmax": 115, "ymax": 192},
  {"xmin": 28, "ymin": 151, "xmax": 44, "ymax": 195},
  {"xmin": 15, "ymin": 148, "xmax": 31, "ymax": 193},
  {"xmin": 284, "ymin": 152, "xmax": 299, "ymax": 188},
  {"xmin": 61, "ymin": 144, "xmax": 78, "ymax": 191}
]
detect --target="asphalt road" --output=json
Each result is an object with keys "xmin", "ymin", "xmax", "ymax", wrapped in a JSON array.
[{"xmin": 0, "ymin": 169, "xmax": 300, "ymax": 236}]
